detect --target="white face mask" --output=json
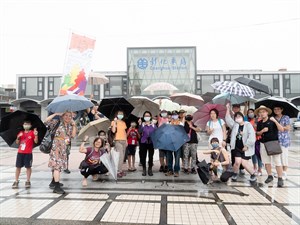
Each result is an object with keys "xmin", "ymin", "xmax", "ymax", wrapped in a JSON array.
[
  {"xmin": 235, "ymin": 118, "xmax": 243, "ymax": 124},
  {"xmin": 248, "ymin": 113, "xmax": 254, "ymax": 119},
  {"xmin": 23, "ymin": 125, "xmax": 31, "ymax": 130},
  {"xmin": 172, "ymin": 115, "xmax": 179, "ymax": 120},
  {"xmin": 152, "ymin": 119, "xmax": 157, "ymax": 124},
  {"xmin": 117, "ymin": 115, "xmax": 124, "ymax": 120},
  {"xmin": 144, "ymin": 117, "xmax": 151, "ymax": 122},
  {"xmin": 161, "ymin": 113, "xmax": 167, "ymax": 118}
]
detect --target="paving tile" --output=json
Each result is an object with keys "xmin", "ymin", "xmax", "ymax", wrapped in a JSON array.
[
  {"xmin": 168, "ymin": 196, "xmax": 215, "ymax": 202},
  {"xmin": 38, "ymin": 200, "xmax": 105, "ymax": 221},
  {"xmin": 65, "ymin": 193, "xmax": 109, "ymax": 199},
  {"xmin": 17, "ymin": 193, "xmax": 62, "ymax": 198},
  {"xmin": 217, "ymin": 187, "xmax": 270, "ymax": 203},
  {"xmin": 0, "ymin": 199, "xmax": 52, "ymax": 218},
  {"xmin": 0, "ymin": 188, "xmax": 23, "ymax": 197},
  {"xmin": 226, "ymin": 205, "xmax": 298, "ymax": 225},
  {"xmin": 0, "ymin": 183, "xmax": 12, "ymax": 189},
  {"xmin": 101, "ymin": 202, "xmax": 160, "ymax": 224},
  {"xmin": 260, "ymin": 187, "xmax": 300, "ymax": 204},
  {"xmin": 285, "ymin": 206, "xmax": 300, "ymax": 218},
  {"xmin": 0, "ymin": 173, "xmax": 15, "ymax": 180},
  {"xmin": 168, "ymin": 203, "xmax": 227, "ymax": 225},
  {"xmin": 116, "ymin": 194, "xmax": 161, "ymax": 201}
]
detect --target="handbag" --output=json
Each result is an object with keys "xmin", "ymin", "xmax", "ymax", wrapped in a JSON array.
[
  {"xmin": 264, "ymin": 140, "xmax": 282, "ymax": 156},
  {"xmin": 39, "ymin": 121, "xmax": 60, "ymax": 154},
  {"xmin": 79, "ymin": 148, "xmax": 94, "ymax": 169}
]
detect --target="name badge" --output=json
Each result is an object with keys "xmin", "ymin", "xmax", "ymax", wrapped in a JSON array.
[
  {"xmin": 132, "ymin": 140, "xmax": 135, "ymax": 145},
  {"xmin": 20, "ymin": 143, "xmax": 26, "ymax": 151}
]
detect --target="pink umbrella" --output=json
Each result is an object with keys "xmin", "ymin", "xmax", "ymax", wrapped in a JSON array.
[
  {"xmin": 170, "ymin": 92, "xmax": 204, "ymax": 107},
  {"xmin": 192, "ymin": 103, "xmax": 226, "ymax": 130}
]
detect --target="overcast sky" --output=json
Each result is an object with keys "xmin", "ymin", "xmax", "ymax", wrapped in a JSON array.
[{"xmin": 0, "ymin": 0, "xmax": 299, "ymax": 85}]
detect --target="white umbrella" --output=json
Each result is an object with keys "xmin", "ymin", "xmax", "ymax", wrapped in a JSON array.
[
  {"xmin": 100, "ymin": 152, "xmax": 117, "ymax": 181},
  {"xmin": 143, "ymin": 82, "xmax": 178, "ymax": 93},
  {"xmin": 88, "ymin": 72, "xmax": 109, "ymax": 85},
  {"xmin": 77, "ymin": 118, "xmax": 111, "ymax": 140},
  {"xmin": 153, "ymin": 99, "xmax": 180, "ymax": 112},
  {"xmin": 128, "ymin": 96, "xmax": 160, "ymax": 117},
  {"xmin": 170, "ymin": 92, "xmax": 204, "ymax": 106},
  {"xmin": 180, "ymin": 105, "xmax": 198, "ymax": 115}
]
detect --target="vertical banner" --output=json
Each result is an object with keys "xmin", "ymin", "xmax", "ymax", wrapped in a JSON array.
[{"xmin": 59, "ymin": 33, "xmax": 96, "ymax": 96}]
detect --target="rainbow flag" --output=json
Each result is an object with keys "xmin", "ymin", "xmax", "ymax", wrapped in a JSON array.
[{"xmin": 59, "ymin": 33, "xmax": 96, "ymax": 96}]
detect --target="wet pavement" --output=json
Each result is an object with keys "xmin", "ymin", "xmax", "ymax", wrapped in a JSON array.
[{"xmin": 0, "ymin": 132, "xmax": 299, "ymax": 225}]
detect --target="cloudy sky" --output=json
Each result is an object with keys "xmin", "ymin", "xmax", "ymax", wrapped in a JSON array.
[{"xmin": 0, "ymin": 0, "xmax": 299, "ymax": 85}]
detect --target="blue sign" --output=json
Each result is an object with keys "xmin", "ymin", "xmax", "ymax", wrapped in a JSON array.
[{"xmin": 137, "ymin": 58, "xmax": 148, "ymax": 69}]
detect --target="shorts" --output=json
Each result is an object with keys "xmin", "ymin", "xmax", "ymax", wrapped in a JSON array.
[
  {"xmin": 232, "ymin": 149, "xmax": 251, "ymax": 160},
  {"xmin": 159, "ymin": 149, "xmax": 167, "ymax": 158},
  {"xmin": 127, "ymin": 145, "xmax": 137, "ymax": 155},
  {"xmin": 280, "ymin": 146, "xmax": 289, "ymax": 166},
  {"xmin": 260, "ymin": 143, "xmax": 282, "ymax": 166},
  {"xmin": 16, "ymin": 153, "xmax": 33, "ymax": 168}
]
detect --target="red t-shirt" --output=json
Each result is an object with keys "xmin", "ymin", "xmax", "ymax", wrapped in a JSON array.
[
  {"xmin": 17, "ymin": 130, "xmax": 35, "ymax": 154},
  {"xmin": 127, "ymin": 128, "xmax": 139, "ymax": 145}
]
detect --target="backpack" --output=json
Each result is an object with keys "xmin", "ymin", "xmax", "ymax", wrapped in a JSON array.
[
  {"xmin": 39, "ymin": 121, "xmax": 60, "ymax": 154},
  {"xmin": 208, "ymin": 118, "xmax": 222, "ymax": 128}
]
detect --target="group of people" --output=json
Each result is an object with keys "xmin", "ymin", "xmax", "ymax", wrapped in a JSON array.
[{"xmin": 11, "ymin": 100, "xmax": 291, "ymax": 194}]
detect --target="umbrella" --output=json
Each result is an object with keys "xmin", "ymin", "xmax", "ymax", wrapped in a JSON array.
[
  {"xmin": 128, "ymin": 96, "xmax": 160, "ymax": 118},
  {"xmin": 143, "ymin": 82, "xmax": 178, "ymax": 93},
  {"xmin": 110, "ymin": 149, "xmax": 120, "ymax": 179},
  {"xmin": 212, "ymin": 93, "xmax": 250, "ymax": 105},
  {"xmin": 201, "ymin": 92, "xmax": 218, "ymax": 103},
  {"xmin": 255, "ymin": 96, "xmax": 299, "ymax": 118},
  {"xmin": 153, "ymin": 99, "xmax": 180, "ymax": 112},
  {"xmin": 0, "ymin": 110, "xmax": 47, "ymax": 148},
  {"xmin": 77, "ymin": 118, "xmax": 111, "ymax": 140},
  {"xmin": 125, "ymin": 114, "xmax": 140, "ymax": 129},
  {"xmin": 150, "ymin": 123, "xmax": 189, "ymax": 151},
  {"xmin": 46, "ymin": 94, "xmax": 94, "ymax": 113},
  {"xmin": 192, "ymin": 103, "xmax": 226, "ymax": 130},
  {"xmin": 98, "ymin": 97, "xmax": 134, "ymax": 120},
  {"xmin": 88, "ymin": 72, "xmax": 109, "ymax": 85},
  {"xmin": 170, "ymin": 92, "xmax": 204, "ymax": 107},
  {"xmin": 235, "ymin": 77, "xmax": 272, "ymax": 95},
  {"xmin": 100, "ymin": 151, "xmax": 118, "ymax": 181},
  {"xmin": 211, "ymin": 81, "xmax": 255, "ymax": 97},
  {"xmin": 179, "ymin": 105, "xmax": 198, "ymax": 115}
]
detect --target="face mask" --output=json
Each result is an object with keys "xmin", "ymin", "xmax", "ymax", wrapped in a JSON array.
[
  {"xmin": 152, "ymin": 119, "xmax": 157, "ymax": 124},
  {"xmin": 235, "ymin": 118, "xmax": 243, "ymax": 124},
  {"xmin": 185, "ymin": 116, "xmax": 193, "ymax": 121},
  {"xmin": 131, "ymin": 123, "xmax": 136, "ymax": 127},
  {"xmin": 117, "ymin": 115, "xmax": 124, "ymax": 120},
  {"xmin": 248, "ymin": 113, "xmax": 254, "ymax": 119},
  {"xmin": 23, "ymin": 125, "xmax": 31, "ymax": 130},
  {"xmin": 161, "ymin": 113, "xmax": 167, "ymax": 118},
  {"xmin": 172, "ymin": 115, "xmax": 179, "ymax": 120},
  {"xmin": 144, "ymin": 117, "xmax": 151, "ymax": 122},
  {"xmin": 211, "ymin": 143, "xmax": 219, "ymax": 149}
]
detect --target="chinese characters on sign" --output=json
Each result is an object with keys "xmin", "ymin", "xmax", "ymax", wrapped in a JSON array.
[{"xmin": 137, "ymin": 56, "xmax": 188, "ymax": 71}]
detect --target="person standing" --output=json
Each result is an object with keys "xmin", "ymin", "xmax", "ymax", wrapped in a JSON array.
[
  {"xmin": 157, "ymin": 109, "xmax": 169, "ymax": 173},
  {"xmin": 12, "ymin": 120, "xmax": 38, "ymax": 189},
  {"xmin": 273, "ymin": 105, "xmax": 291, "ymax": 180},
  {"xmin": 127, "ymin": 121, "xmax": 140, "ymax": 172},
  {"xmin": 111, "ymin": 110, "xmax": 127, "ymax": 178},
  {"xmin": 138, "ymin": 111, "xmax": 156, "ymax": 176},
  {"xmin": 206, "ymin": 108, "xmax": 227, "ymax": 146},
  {"xmin": 256, "ymin": 105, "xmax": 285, "ymax": 187},
  {"xmin": 45, "ymin": 111, "xmax": 77, "ymax": 194}
]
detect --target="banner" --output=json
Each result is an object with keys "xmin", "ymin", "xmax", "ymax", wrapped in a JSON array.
[{"xmin": 59, "ymin": 33, "xmax": 96, "ymax": 96}]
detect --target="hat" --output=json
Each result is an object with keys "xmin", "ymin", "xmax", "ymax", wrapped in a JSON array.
[
  {"xmin": 171, "ymin": 110, "xmax": 178, "ymax": 115},
  {"xmin": 160, "ymin": 109, "xmax": 167, "ymax": 113},
  {"xmin": 179, "ymin": 109, "xmax": 186, "ymax": 113},
  {"xmin": 254, "ymin": 105, "xmax": 272, "ymax": 116}
]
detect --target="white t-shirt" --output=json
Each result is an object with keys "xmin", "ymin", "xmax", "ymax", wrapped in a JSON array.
[{"xmin": 206, "ymin": 119, "xmax": 225, "ymax": 144}]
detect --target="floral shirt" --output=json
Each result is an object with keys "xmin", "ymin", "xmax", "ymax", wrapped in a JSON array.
[{"xmin": 276, "ymin": 115, "xmax": 291, "ymax": 147}]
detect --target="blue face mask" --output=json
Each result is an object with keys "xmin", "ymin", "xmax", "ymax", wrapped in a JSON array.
[{"xmin": 211, "ymin": 143, "xmax": 219, "ymax": 149}]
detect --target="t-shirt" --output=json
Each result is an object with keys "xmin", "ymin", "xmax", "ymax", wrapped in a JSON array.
[
  {"xmin": 111, "ymin": 120, "xmax": 127, "ymax": 141},
  {"xmin": 17, "ymin": 130, "xmax": 35, "ymax": 154},
  {"xmin": 85, "ymin": 147, "xmax": 105, "ymax": 166},
  {"xmin": 127, "ymin": 128, "xmax": 139, "ymax": 145},
  {"xmin": 184, "ymin": 122, "xmax": 198, "ymax": 144},
  {"xmin": 276, "ymin": 115, "xmax": 291, "ymax": 147},
  {"xmin": 257, "ymin": 118, "xmax": 278, "ymax": 143},
  {"xmin": 206, "ymin": 119, "xmax": 225, "ymax": 143},
  {"xmin": 235, "ymin": 125, "xmax": 244, "ymax": 151}
]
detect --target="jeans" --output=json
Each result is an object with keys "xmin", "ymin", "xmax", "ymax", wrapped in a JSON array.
[
  {"xmin": 167, "ymin": 148, "xmax": 181, "ymax": 172},
  {"xmin": 252, "ymin": 140, "xmax": 263, "ymax": 168}
]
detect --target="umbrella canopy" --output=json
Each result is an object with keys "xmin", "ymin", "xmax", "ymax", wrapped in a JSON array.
[
  {"xmin": 192, "ymin": 104, "xmax": 226, "ymax": 130},
  {"xmin": 179, "ymin": 105, "xmax": 198, "ymax": 115},
  {"xmin": 46, "ymin": 94, "xmax": 94, "ymax": 113},
  {"xmin": 128, "ymin": 96, "xmax": 160, "ymax": 118},
  {"xmin": 77, "ymin": 118, "xmax": 111, "ymax": 140},
  {"xmin": 201, "ymin": 92, "xmax": 218, "ymax": 103},
  {"xmin": 170, "ymin": 92, "xmax": 204, "ymax": 107},
  {"xmin": 125, "ymin": 114, "xmax": 140, "ymax": 129},
  {"xmin": 235, "ymin": 77, "xmax": 272, "ymax": 95},
  {"xmin": 88, "ymin": 72, "xmax": 109, "ymax": 85},
  {"xmin": 100, "ymin": 151, "xmax": 118, "ymax": 181},
  {"xmin": 255, "ymin": 96, "xmax": 299, "ymax": 118},
  {"xmin": 153, "ymin": 99, "xmax": 180, "ymax": 112},
  {"xmin": 212, "ymin": 93, "xmax": 250, "ymax": 105},
  {"xmin": 98, "ymin": 97, "xmax": 134, "ymax": 120},
  {"xmin": 143, "ymin": 82, "xmax": 178, "ymax": 93},
  {"xmin": 0, "ymin": 110, "xmax": 47, "ymax": 148},
  {"xmin": 211, "ymin": 81, "xmax": 255, "ymax": 97},
  {"xmin": 150, "ymin": 123, "xmax": 190, "ymax": 151}
]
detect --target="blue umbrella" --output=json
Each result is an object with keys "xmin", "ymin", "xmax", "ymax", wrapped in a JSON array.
[
  {"xmin": 150, "ymin": 123, "xmax": 189, "ymax": 151},
  {"xmin": 212, "ymin": 93, "xmax": 250, "ymax": 105},
  {"xmin": 46, "ymin": 94, "xmax": 94, "ymax": 113}
]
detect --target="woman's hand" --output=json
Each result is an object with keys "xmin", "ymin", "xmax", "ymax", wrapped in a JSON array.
[{"xmin": 84, "ymin": 135, "xmax": 89, "ymax": 142}]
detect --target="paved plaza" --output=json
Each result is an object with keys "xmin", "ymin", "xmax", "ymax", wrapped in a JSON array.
[{"xmin": 0, "ymin": 134, "xmax": 299, "ymax": 225}]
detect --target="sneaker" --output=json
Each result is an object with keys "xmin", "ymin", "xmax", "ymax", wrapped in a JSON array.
[
  {"xmin": 25, "ymin": 181, "xmax": 31, "ymax": 188},
  {"xmin": 174, "ymin": 172, "xmax": 179, "ymax": 177},
  {"xmin": 163, "ymin": 166, "xmax": 168, "ymax": 173},
  {"xmin": 159, "ymin": 166, "xmax": 164, "ymax": 172},
  {"xmin": 249, "ymin": 174, "xmax": 257, "ymax": 182},
  {"xmin": 165, "ymin": 171, "xmax": 174, "ymax": 176},
  {"xmin": 191, "ymin": 168, "xmax": 197, "ymax": 174},
  {"xmin": 239, "ymin": 169, "xmax": 245, "ymax": 175},
  {"xmin": 265, "ymin": 175, "xmax": 274, "ymax": 184},
  {"xmin": 49, "ymin": 182, "xmax": 63, "ymax": 189},
  {"xmin": 183, "ymin": 168, "xmax": 189, "ymax": 174},
  {"xmin": 12, "ymin": 181, "xmax": 19, "ymax": 189},
  {"xmin": 231, "ymin": 173, "xmax": 238, "ymax": 182},
  {"xmin": 277, "ymin": 178, "xmax": 284, "ymax": 187},
  {"xmin": 63, "ymin": 169, "xmax": 71, "ymax": 174},
  {"xmin": 53, "ymin": 186, "xmax": 65, "ymax": 194}
]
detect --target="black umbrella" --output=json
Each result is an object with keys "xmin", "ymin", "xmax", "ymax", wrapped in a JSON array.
[
  {"xmin": 0, "ymin": 110, "xmax": 47, "ymax": 148},
  {"xmin": 255, "ymin": 96, "xmax": 299, "ymax": 118},
  {"xmin": 235, "ymin": 77, "xmax": 273, "ymax": 95},
  {"xmin": 98, "ymin": 97, "xmax": 134, "ymax": 120},
  {"xmin": 200, "ymin": 92, "xmax": 218, "ymax": 103},
  {"xmin": 125, "ymin": 114, "xmax": 140, "ymax": 129}
]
